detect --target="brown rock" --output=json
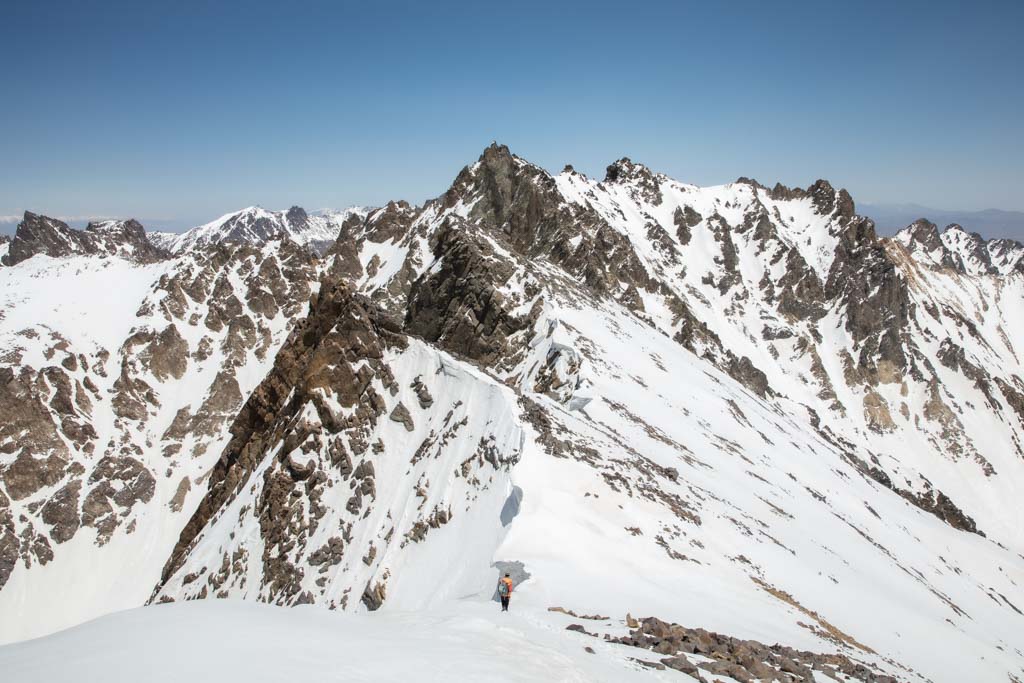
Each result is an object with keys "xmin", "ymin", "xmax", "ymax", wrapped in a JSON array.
[
  {"xmin": 389, "ymin": 402, "xmax": 415, "ymax": 432},
  {"xmin": 40, "ymin": 480, "xmax": 82, "ymax": 543}
]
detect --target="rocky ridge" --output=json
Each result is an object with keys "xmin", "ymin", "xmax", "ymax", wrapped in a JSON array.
[
  {"xmin": 164, "ymin": 205, "xmax": 368, "ymax": 255},
  {"xmin": 1, "ymin": 212, "xmax": 168, "ymax": 266},
  {"xmin": 895, "ymin": 220, "xmax": 1024, "ymax": 275},
  {"xmin": 2, "ymin": 144, "xmax": 1024, "ymax": 681}
]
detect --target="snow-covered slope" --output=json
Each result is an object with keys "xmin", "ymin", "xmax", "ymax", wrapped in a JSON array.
[
  {"xmin": 164, "ymin": 205, "xmax": 368, "ymax": 255},
  {"xmin": 0, "ymin": 237, "xmax": 321, "ymax": 642},
  {"xmin": 146, "ymin": 230, "xmax": 180, "ymax": 252},
  {"xmin": 3, "ymin": 144, "xmax": 1024, "ymax": 682},
  {"xmin": 895, "ymin": 219, "xmax": 1024, "ymax": 275},
  {"xmin": 0, "ymin": 600, "xmax": 712, "ymax": 683}
]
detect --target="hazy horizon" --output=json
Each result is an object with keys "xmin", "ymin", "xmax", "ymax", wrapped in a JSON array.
[{"xmin": 3, "ymin": 149, "xmax": 1024, "ymax": 240}]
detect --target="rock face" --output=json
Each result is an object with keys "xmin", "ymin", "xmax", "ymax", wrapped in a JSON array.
[
  {"xmin": 615, "ymin": 616, "xmax": 897, "ymax": 683},
  {"xmin": 3, "ymin": 144, "xmax": 1024, "ymax": 682},
  {"xmin": 155, "ymin": 277, "xmax": 524, "ymax": 610},
  {"xmin": 2, "ymin": 212, "xmax": 168, "ymax": 266},
  {"xmin": 404, "ymin": 221, "xmax": 530, "ymax": 365},
  {"xmin": 898, "ymin": 219, "xmax": 960, "ymax": 270},
  {"xmin": 161, "ymin": 281, "xmax": 409, "ymax": 588}
]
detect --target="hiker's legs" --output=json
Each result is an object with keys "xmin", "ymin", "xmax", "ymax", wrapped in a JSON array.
[{"xmin": 500, "ymin": 596, "xmax": 510, "ymax": 611}]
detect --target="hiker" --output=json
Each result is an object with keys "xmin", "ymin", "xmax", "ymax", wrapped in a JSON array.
[{"xmin": 497, "ymin": 572, "xmax": 513, "ymax": 612}]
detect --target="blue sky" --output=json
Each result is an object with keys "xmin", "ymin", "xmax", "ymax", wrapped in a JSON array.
[{"xmin": 1, "ymin": 0, "xmax": 1021, "ymax": 231}]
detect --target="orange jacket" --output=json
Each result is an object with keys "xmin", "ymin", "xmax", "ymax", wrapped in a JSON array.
[{"xmin": 500, "ymin": 577, "xmax": 513, "ymax": 594}]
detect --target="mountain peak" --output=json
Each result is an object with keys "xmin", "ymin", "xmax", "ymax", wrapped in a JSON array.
[
  {"xmin": 85, "ymin": 218, "xmax": 146, "ymax": 237},
  {"xmin": 893, "ymin": 218, "xmax": 960, "ymax": 269},
  {"xmin": 603, "ymin": 157, "xmax": 657, "ymax": 184},
  {"xmin": 2, "ymin": 211, "xmax": 165, "ymax": 266},
  {"xmin": 479, "ymin": 141, "xmax": 514, "ymax": 163},
  {"xmin": 165, "ymin": 204, "xmax": 368, "ymax": 255},
  {"xmin": 735, "ymin": 176, "xmax": 767, "ymax": 190},
  {"xmin": 285, "ymin": 205, "xmax": 309, "ymax": 229},
  {"xmin": 908, "ymin": 217, "xmax": 941, "ymax": 238},
  {"xmin": 808, "ymin": 179, "xmax": 856, "ymax": 218}
]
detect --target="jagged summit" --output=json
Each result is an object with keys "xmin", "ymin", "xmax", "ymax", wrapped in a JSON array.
[
  {"xmin": 1, "ymin": 210, "xmax": 166, "ymax": 266},
  {"xmin": 894, "ymin": 218, "xmax": 959, "ymax": 270},
  {"xmin": 603, "ymin": 157, "xmax": 660, "ymax": 184},
  {"xmin": 894, "ymin": 216, "xmax": 1024, "ymax": 275},
  {"xmin": 166, "ymin": 204, "xmax": 369, "ymax": 255}
]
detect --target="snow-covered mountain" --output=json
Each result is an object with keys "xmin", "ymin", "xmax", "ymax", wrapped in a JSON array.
[
  {"xmin": 3, "ymin": 144, "xmax": 1024, "ymax": 682},
  {"xmin": 162, "ymin": 205, "xmax": 368, "ymax": 255},
  {"xmin": 1, "ymin": 212, "xmax": 168, "ymax": 266},
  {"xmin": 865, "ymin": 203, "xmax": 1024, "ymax": 243},
  {"xmin": 894, "ymin": 218, "xmax": 1024, "ymax": 275},
  {"xmin": 0, "ymin": 228, "xmax": 320, "ymax": 638}
]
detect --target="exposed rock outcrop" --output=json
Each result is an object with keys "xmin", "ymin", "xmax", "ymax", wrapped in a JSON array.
[
  {"xmin": 2, "ymin": 212, "xmax": 168, "ymax": 266},
  {"xmin": 159, "ymin": 280, "xmax": 406, "ymax": 591},
  {"xmin": 615, "ymin": 616, "xmax": 896, "ymax": 683}
]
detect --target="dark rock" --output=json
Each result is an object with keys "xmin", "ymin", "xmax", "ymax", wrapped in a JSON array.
[
  {"xmin": 660, "ymin": 655, "xmax": 699, "ymax": 675},
  {"xmin": 361, "ymin": 580, "xmax": 386, "ymax": 611},
  {"xmin": 900, "ymin": 219, "xmax": 959, "ymax": 269},
  {"xmin": 159, "ymin": 281, "xmax": 407, "ymax": 594},
  {"xmin": 617, "ymin": 615, "xmax": 894, "ymax": 682},
  {"xmin": 405, "ymin": 222, "xmax": 528, "ymax": 364},
  {"xmin": 411, "ymin": 377, "xmax": 434, "ymax": 408},
  {"xmin": 40, "ymin": 480, "xmax": 81, "ymax": 543},
  {"xmin": 3, "ymin": 211, "xmax": 168, "ymax": 266},
  {"xmin": 673, "ymin": 206, "xmax": 701, "ymax": 245},
  {"xmin": 725, "ymin": 354, "xmax": 771, "ymax": 398},
  {"xmin": 389, "ymin": 402, "xmax": 415, "ymax": 432}
]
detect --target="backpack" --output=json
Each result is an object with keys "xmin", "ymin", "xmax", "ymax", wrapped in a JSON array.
[{"xmin": 498, "ymin": 580, "xmax": 509, "ymax": 597}]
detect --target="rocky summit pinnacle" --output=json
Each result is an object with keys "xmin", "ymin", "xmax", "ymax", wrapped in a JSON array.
[
  {"xmin": 2, "ymin": 144, "xmax": 1024, "ymax": 682},
  {"xmin": 603, "ymin": 157, "xmax": 649, "ymax": 182}
]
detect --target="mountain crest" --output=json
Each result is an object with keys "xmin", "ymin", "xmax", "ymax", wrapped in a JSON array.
[
  {"xmin": 2, "ymin": 211, "xmax": 166, "ymax": 266},
  {"xmin": 168, "ymin": 205, "xmax": 368, "ymax": 255},
  {"xmin": 603, "ymin": 156, "xmax": 659, "ymax": 184},
  {"xmin": 896, "ymin": 218, "xmax": 1024, "ymax": 275}
]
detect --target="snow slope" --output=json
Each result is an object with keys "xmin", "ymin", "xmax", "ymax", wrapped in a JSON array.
[
  {"xmin": 0, "ymin": 600, "xmax": 695, "ymax": 683},
  {"xmin": 3, "ymin": 144, "xmax": 1024, "ymax": 682},
  {"xmin": 164, "ymin": 205, "xmax": 367, "ymax": 254},
  {"xmin": 0, "ymin": 239, "xmax": 321, "ymax": 642}
]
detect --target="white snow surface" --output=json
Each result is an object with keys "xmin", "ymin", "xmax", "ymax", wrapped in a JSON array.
[
  {"xmin": 0, "ymin": 600, "xmax": 695, "ymax": 683},
  {"xmin": 162, "ymin": 205, "xmax": 368, "ymax": 253},
  {"xmin": 145, "ymin": 230, "xmax": 179, "ymax": 251}
]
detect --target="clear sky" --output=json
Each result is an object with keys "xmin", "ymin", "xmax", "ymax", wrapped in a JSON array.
[{"xmin": 1, "ymin": 0, "xmax": 1021, "ymax": 231}]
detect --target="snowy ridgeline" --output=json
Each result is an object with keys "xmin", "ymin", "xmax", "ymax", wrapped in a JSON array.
[{"xmin": 2, "ymin": 144, "xmax": 1024, "ymax": 683}]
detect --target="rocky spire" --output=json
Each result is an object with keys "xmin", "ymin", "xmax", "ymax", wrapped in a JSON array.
[
  {"xmin": 285, "ymin": 205, "xmax": 309, "ymax": 230},
  {"xmin": 808, "ymin": 179, "xmax": 856, "ymax": 218}
]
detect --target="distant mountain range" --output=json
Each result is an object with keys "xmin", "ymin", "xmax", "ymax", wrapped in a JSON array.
[
  {"xmin": 862, "ymin": 203, "xmax": 1024, "ymax": 240},
  {"xmin": 5, "ymin": 201, "xmax": 1024, "ymax": 242}
]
